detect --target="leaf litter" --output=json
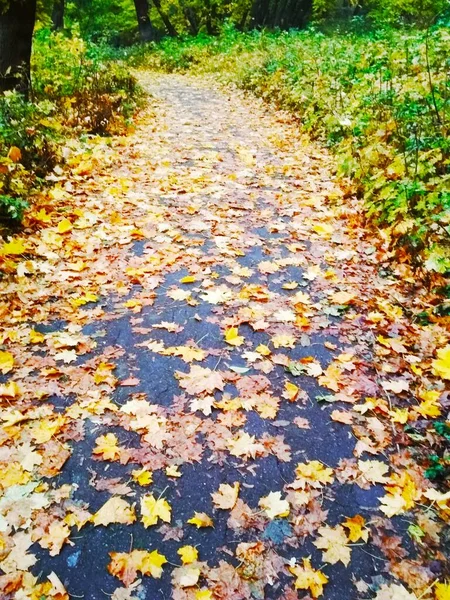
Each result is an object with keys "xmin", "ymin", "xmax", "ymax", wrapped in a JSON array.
[{"xmin": 0, "ymin": 73, "xmax": 448, "ymax": 599}]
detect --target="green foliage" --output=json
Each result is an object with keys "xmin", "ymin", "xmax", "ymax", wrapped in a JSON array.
[
  {"xmin": 142, "ymin": 24, "xmax": 450, "ymax": 272},
  {"xmin": 0, "ymin": 195, "xmax": 29, "ymax": 222},
  {"xmin": 312, "ymin": 0, "xmax": 449, "ymax": 26},
  {"xmin": 66, "ymin": 0, "xmax": 139, "ymax": 44},
  {"xmin": 0, "ymin": 30, "xmax": 140, "ymax": 224}
]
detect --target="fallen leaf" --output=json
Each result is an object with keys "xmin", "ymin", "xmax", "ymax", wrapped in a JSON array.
[
  {"xmin": 92, "ymin": 497, "xmax": 136, "ymax": 526},
  {"xmin": 212, "ymin": 482, "xmax": 240, "ymax": 510},
  {"xmin": 187, "ymin": 512, "xmax": 214, "ymax": 528},
  {"xmin": 289, "ymin": 557, "xmax": 328, "ymax": 598}
]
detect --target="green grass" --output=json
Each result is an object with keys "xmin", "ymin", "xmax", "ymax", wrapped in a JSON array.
[{"xmin": 139, "ymin": 23, "xmax": 450, "ymax": 275}]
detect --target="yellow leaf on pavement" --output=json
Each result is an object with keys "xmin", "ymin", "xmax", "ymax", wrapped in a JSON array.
[
  {"xmin": 187, "ymin": 512, "xmax": 213, "ymax": 528},
  {"xmin": 132, "ymin": 468, "xmax": 153, "ymax": 486},
  {"xmin": 313, "ymin": 525, "xmax": 351, "ymax": 566},
  {"xmin": 259, "ymin": 491, "xmax": 290, "ymax": 520},
  {"xmin": 141, "ymin": 494, "xmax": 171, "ymax": 527},
  {"xmin": 177, "ymin": 545, "xmax": 198, "ymax": 564},
  {"xmin": 342, "ymin": 515, "xmax": 369, "ymax": 542},
  {"xmin": 435, "ymin": 582, "xmax": 450, "ymax": 600},
  {"xmin": 224, "ymin": 327, "xmax": 244, "ymax": 346},
  {"xmin": 289, "ymin": 557, "xmax": 328, "ymax": 598},
  {"xmin": 432, "ymin": 345, "xmax": 450, "ymax": 380},
  {"xmin": 212, "ymin": 482, "xmax": 240, "ymax": 510},
  {"xmin": 1, "ymin": 238, "xmax": 26, "ymax": 255},
  {"xmin": 92, "ymin": 497, "xmax": 136, "ymax": 526},
  {"xmin": 93, "ymin": 433, "xmax": 121, "ymax": 461},
  {"xmin": 0, "ymin": 351, "xmax": 14, "ymax": 374}
]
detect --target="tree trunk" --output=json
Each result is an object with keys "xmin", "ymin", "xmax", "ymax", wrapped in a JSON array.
[
  {"xmin": 0, "ymin": 0, "xmax": 37, "ymax": 95},
  {"xmin": 250, "ymin": 0, "xmax": 311, "ymax": 28},
  {"xmin": 180, "ymin": 0, "xmax": 199, "ymax": 35},
  {"xmin": 152, "ymin": 0, "xmax": 178, "ymax": 36},
  {"xmin": 133, "ymin": 0, "xmax": 155, "ymax": 42},
  {"xmin": 51, "ymin": 0, "xmax": 65, "ymax": 30},
  {"xmin": 204, "ymin": 0, "xmax": 215, "ymax": 34}
]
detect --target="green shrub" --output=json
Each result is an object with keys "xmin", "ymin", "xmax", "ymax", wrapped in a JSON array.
[{"xmin": 0, "ymin": 30, "xmax": 141, "ymax": 226}]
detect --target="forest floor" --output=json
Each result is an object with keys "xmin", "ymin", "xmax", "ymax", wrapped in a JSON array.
[{"xmin": 0, "ymin": 74, "xmax": 449, "ymax": 600}]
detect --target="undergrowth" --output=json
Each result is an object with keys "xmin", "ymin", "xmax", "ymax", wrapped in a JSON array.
[
  {"xmin": 140, "ymin": 24, "xmax": 450, "ymax": 275},
  {"xmin": 0, "ymin": 30, "xmax": 141, "ymax": 225}
]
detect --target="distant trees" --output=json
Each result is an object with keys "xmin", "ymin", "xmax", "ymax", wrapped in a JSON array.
[
  {"xmin": 250, "ymin": 0, "xmax": 313, "ymax": 28},
  {"xmin": 51, "ymin": 0, "xmax": 65, "ymax": 30}
]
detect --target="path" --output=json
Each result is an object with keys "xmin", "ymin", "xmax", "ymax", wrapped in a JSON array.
[{"xmin": 0, "ymin": 74, "xmax": 447, "ymax": 600}]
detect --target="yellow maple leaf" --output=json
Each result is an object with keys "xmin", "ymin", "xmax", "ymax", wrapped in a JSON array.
[
  {"xmin": 289, "ymin": 557, "xmax": 328, "ymax": 598},
  {"xmin": 283, "ymin": 381, "xmax": 299, "ymax": 401},
  {"xmin": 312, "ymin": 222, "xmax": 334, "ymax": 238},
  {"xmin": 423, "ymin": 489, "xmax": 450, "ymax": 512},
  {"xmin": 1, "ymin": 238, "xmax": 26, "ymax": 255},
  {"xmin": 313, "ymin": 525, "xmax": 351, "ymax": 566},
  {"xmin": 177, "ymin": 545, "xmax": 198, "ymax": 564},
  {"xmin": 166, "ymin": 465, "xmax": 182, "ymax": 478},
  {"xmin": 141, "ymin": 494, "xmax": 171, "ymax": 527},
  {"xmin": 108, "ymin": 549, "xmax": 167, "ymax": 586},
  {"xmin": 180, "ymin": 275, "xmax": 196, "ymax": 283},
  {"xmin": 93, "ymin": 433, "xmax": 121, "ymax": 461},
  {"xmin": 259, "ymin": 491, "xmax": 290, "ymax": 519},
  {"xmin": 435, "ymin": 582, "xmax": 450, "ymax": 600},
  {"xmin": 255, "ymin": 344, "xmax": 271, "ymax": 356},
  {"xmin": 295, "ymin": 461, "xmax": 334, "ymax": 488},
  {"xmin": 224, "ymin": 327, "xmax": 244, "ymax": 346},
  {"xmin": 139, "ymin": 550, "xmax": 167, "ymax": 578},
  {"xmin": 92, "ymin": 497, "xmax": 136, "ymax": 526},
  {"xmin": 211, "ymin": 482, "xmax": 240, "ymax": 510},
  {"xmin": 271, "ymin": 334, "xmax": 296, "ymax": 349},
  {"xmin": 0, "ymin": 351, "xmax": 14, "ymax": 374},
  {"xmin": 0, "ymin": 381, "xmax": 21, "ymax": 398},
  {"xmin": 1, "ymin": 462, "xmax": 30, "ymax": 488},
  {"xmin": 342, "ymin": 515, "xmax": 369, "ymax": 542},
  {"xmin": 227, "ymin": 431, "xmax": 264, "ymax": 460},
  {"xmin": 132, "ymin": 468, "xmax": 153, "ymax": 486},
  {"xmin": 432, "ymin": 345, "xmax": 450, "ymax": 380},
  {"xmin": 196, "ymin": 590, "xmax": 213, "ymax": 600},
  {"xmin": 358, "ymin": 459, "xmax": 389, "ymax": 484},
  {"xmin": 30, "ymin": 329, "xmax": 45, "ymax": 344},
  {"xmin": 379, "ymin": 493, "xmax": 407, "ymax": 517},
  {"xmin": 187, "ymin": 512, "xmax": 214, "ymax": 528},
  {"xmin": 329, "ymin": 291, "xmax": 356, "ymax": 305},
  {"xmin": 57, "ymin": 218, "xmax": 73, "ymax": 234}
]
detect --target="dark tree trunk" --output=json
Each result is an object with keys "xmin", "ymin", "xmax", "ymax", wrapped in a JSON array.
[
  {"xmin": 51, "ymin": 0, "xmax": 65, "ymax": 30},
  {"xmin": 133, "ymin": 0, "xmax": 155, "ymax": 41},
  {"xmin": 152, "ymin": 0, "xmax": 178, "ymax": 36},
  {"xmin": 0, "ymin": 0, "xmax": 37, "ymax": 95},
  {"xmin": 239, "ymin": 8, "xmax": 251, "ymax": 30},
  {"xmin": 180, "ymin": 0, "xmax": 199, "ymax": 35},
  {"xmin": 204, "ymin": 0, "xmax": 215, "ymax": 34},
  {"xmin": 250, "ymin": 0, "xmax": 312, "ymax": 29}
]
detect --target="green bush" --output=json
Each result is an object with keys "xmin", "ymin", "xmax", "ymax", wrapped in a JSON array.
[
  {"xmin": 143, "ymin": 25, "xmax": 450, "ymax": 273},
  {"xmin": 0, "ymin": 30, "xmax": 141, "ymax": 224}
]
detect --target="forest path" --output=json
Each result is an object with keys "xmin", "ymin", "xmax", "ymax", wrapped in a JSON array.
[{"xmin": 1, "ymin": 74, "xmax": 439, "ymax": 600}]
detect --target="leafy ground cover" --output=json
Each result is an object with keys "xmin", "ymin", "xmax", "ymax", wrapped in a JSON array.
[
  {"xmin": 0, "ymin": 31, "xmax": 140, "ymax": 225},
  {"xmin": 140, "ymin": 24, "xmax": 450, "ymax": 276},
  {"xmin": 0, "ymin": 72, "xmax": 448, "ymax": 600}
]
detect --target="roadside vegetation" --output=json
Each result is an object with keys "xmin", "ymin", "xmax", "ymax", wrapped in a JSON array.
[
  {"xmin": 0, "ymin": 30, "xmax": 140, "ymax": 226},
  {"xmin": 140, "ymin": 23, "xmax": 450, "ymax": 276}
]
